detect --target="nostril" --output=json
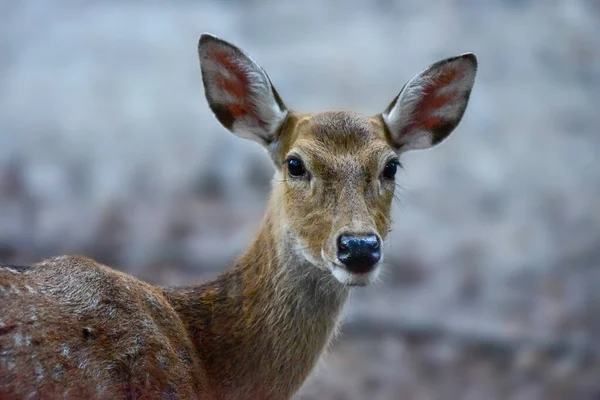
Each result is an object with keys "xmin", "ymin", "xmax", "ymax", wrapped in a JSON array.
[
  {"xmin": 337, "ymin": 236, "xmax": 349, "ymax": 251},
  {"xmin": 366, "ymin": 235, "xmax": 380, "ymax": 250}
]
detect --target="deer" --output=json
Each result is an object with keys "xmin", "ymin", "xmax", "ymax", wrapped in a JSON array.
[{"xmin": 0, "ymin": 33, "xmax": 477, "ymax": 400}]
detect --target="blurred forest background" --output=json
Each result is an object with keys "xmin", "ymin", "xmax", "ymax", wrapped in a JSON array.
[{"xmin": 1, "ymin": 0, "xmax": 600, "ymax": 398}]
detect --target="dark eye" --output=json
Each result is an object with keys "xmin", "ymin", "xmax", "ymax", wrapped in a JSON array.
[
  {"xmin": 287, "ymin": 157, "xmax": 306, "ymax": 177},
  {"xmin": 382, "ymin": 160, "xmax": 399, "ymax": 180}
]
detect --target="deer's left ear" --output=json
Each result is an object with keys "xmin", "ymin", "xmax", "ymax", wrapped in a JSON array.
[{"xmin": 381, "ymin": 53, "xmax": 477, "ymax": 152}]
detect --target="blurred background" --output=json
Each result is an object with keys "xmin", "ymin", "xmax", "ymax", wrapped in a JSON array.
[{"xmin": 1, "ymin": 0, "xmax": 600, "ymax": 398}]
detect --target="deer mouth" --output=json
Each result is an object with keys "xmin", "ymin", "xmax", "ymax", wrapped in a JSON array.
[{"xmin": 330, "ymin": 263, "xmax": 381, "ymax": 287}]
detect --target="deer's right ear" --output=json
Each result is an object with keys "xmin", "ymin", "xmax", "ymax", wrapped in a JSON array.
[{"xmin": 198, "ymin": 34, "xmax": 288, "ymax": 146}]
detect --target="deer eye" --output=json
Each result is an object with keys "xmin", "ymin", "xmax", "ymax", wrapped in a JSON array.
[
  {"xmin": 382, "ymin": 160, "xmax": 400, "ymax": 180},
  {"xmin": 286, "ymin": 157, "xmax": 306, "ymax": 177}
]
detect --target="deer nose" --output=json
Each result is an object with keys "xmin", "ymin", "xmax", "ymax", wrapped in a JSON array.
[{"xmin": 336, "ymin": 234, "xmax": 381, "ymax": 273}]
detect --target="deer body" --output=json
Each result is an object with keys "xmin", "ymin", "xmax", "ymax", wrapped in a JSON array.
[
  {"xmin": 0, "ymin": 34, "xmax": 477, "ymax": 399},
  {"xmin": 1, "ymin": 211, "xmax": 346, "ymax": 399},
  {"xmin": 0, "ymin": 257, "xmax": 209, "ymax": 399}
]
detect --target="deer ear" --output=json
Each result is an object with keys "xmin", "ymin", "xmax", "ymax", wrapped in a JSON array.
[
  {"xmin": 381, "ymin": 53, "xmax": 477, "ymax": 152},
  {"xmin": 198, "ymin": 34, "xmax": 288, "ymax": 146}
]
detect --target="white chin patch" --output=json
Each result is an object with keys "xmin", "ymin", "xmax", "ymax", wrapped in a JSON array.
[{"xmin": 331, "ymin": 266, "xmax": 380, "ymax": 287}]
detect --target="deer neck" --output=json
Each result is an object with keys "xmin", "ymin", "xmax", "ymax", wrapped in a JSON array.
[{"xmin": 165, "ymin": 198, "xmax": 350, "ymax": 399}]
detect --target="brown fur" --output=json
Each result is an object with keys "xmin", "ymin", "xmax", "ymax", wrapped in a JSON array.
[{"xmin": 1, "ymin": 34, "xmax": 476, "ymax": 399}]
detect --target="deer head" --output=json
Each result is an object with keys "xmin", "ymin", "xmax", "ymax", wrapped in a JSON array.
[{"xmin": 198, "ymin": 34, "xmax": 477, "ymax": 287}]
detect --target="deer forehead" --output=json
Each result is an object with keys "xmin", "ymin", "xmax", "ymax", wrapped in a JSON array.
[{"xmin": 282, "ymin": 111, "xmax": 394, "ymax": 172}]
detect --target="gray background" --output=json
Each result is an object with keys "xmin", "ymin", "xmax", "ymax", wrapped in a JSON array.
[{"xmin": 1, "ymin": 0, "xmax": 599, "ymax": 398}]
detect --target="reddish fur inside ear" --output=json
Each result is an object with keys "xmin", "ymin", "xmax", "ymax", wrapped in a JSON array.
[
  {"xmin": 399, "ymin": 65, "xmax": 465, "ymax": 137},
  {"xmin": 208, "ymin": 47, "xmax": 252, "ymax": 119}
]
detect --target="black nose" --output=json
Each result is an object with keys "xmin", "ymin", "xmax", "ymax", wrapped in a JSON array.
[{"xmin": 337, "ymin": 234, "xmax": 381, "ymax": 273}]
